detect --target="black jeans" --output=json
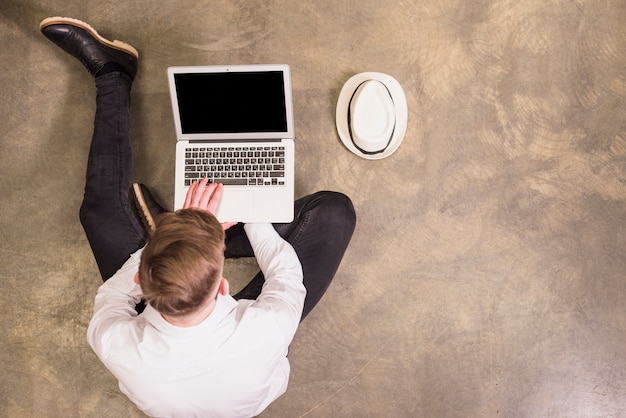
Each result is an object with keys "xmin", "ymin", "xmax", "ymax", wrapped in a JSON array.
[{"xmin": 79, "ymin": 72, "xmax": 356, "ymax": 319}]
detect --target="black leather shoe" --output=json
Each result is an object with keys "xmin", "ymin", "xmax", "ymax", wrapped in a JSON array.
[
  {"xmin": 131, "ymin": 183, "xmax": 167, "ymax": 232},
  {"xmin": 40, "ymin": 17, "xmax": 138, "ymax": 80}
]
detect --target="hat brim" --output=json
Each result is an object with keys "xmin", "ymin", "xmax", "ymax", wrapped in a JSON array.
[{"xmin": 336, "ymin": 72, "xmax": 407, "ymax": 160}]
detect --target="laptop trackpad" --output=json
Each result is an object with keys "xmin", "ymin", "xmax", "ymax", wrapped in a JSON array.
[{"xmin": 215, "ymin": 189, "xmax": 254, "ymax": 223}]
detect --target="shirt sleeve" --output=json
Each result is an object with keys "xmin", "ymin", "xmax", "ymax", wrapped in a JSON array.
[
  {"xmin": 87, "ymin": 249, "xmax": 144, "ymax": 357},
  {"xmin": 243, "ymin": 223, "xmax": 305, "ymax": 340}
]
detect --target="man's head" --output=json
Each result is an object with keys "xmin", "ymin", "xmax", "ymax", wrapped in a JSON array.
[{"xmin": 137, "ymin": 209, "xmax": 225, "ymax": 318}]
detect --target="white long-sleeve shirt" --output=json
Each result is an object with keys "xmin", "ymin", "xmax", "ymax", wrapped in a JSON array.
[{"xmin": 87, "ymin": 223, "xmax": 305, "ymax": 417}]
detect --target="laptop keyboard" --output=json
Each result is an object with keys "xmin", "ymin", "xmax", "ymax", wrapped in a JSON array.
[{"xmin": 184, "ymin": 145, "xmax": 286, "ymax": 187}]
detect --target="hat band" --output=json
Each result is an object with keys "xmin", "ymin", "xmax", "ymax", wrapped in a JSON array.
[{"xmin": 347, "ymin": 80, "xmax": 396, "ymax": 156}]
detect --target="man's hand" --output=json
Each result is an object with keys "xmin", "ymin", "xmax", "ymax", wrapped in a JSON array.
[{"xmin": 183, "ymin": 179, "xmax": 237, "ymax": 230}]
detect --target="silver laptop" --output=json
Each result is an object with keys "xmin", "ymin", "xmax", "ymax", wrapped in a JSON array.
[{"xmin": 167, "ymin": 64, "xmax": 295, "ymax": 223}]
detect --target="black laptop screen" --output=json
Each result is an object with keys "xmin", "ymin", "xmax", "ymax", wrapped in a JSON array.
[{"xmin": 174, "ymin": 71, "xmax": 288, "ymax": 134}]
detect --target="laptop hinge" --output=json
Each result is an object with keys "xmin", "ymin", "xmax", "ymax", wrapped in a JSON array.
[{"xmin": 188, "ymin": 139, "xmax": 283, "ymax": 143}]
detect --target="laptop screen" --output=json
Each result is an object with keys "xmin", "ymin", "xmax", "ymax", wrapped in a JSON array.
[{"xmin": 174, "ymin": 71, "xmax": 288, "ymax": 134}]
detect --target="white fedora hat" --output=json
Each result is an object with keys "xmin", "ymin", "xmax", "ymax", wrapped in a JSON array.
[{"xmin": 336, "ymin": 72, "xmax": 407, "ymax": 160}]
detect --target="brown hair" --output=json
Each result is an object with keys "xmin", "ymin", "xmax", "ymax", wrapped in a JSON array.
[{"xmin": 138, "ymin": 209, "xmax": 225, "ymax": 317}]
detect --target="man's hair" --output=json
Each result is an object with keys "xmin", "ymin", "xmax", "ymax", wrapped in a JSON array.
[{"xmin": 138, "ymin": 209, "xmax": 225, "ymax": 317}]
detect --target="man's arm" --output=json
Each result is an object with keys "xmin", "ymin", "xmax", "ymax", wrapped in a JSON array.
[
  {"xmin": 244, "ymin": 223, "xmax": 305, "ymax": 340},
  {"xmin": 86, "ymin": 249, "xmax": 143, "ymax": 356},
  {"xmin": 183, "ymin": 178, "xmax": 305, "ymax": 335}
]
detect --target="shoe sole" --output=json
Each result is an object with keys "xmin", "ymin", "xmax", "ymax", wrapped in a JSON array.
[
  {"xmin": 39, "ymin": 16, "xmax": 139, "ymax": 59},
  {"xmin": 132, "ymin": 183, "xmax": 156, "ymax": 232}
]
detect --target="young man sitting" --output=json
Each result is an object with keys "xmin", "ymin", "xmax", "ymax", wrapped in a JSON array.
[{"xmin": 40, "ymin": 16, "xmax": 356, "ymax": 417}]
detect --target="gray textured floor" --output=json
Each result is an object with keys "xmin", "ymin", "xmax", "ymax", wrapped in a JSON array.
[{"xmin": 2, "ymin": 1, "xmax": 626, "ymax": 417}]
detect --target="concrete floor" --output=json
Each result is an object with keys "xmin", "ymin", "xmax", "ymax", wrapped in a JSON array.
[{"xmin": 1, "ymin": 0, "xmax": 626, "ymax": 417}]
